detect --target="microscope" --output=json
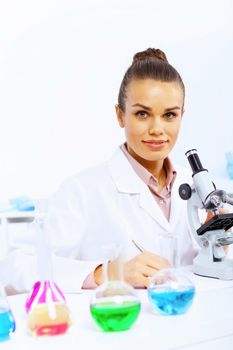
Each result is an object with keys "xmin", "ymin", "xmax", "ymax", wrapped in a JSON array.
[{"xmin": 179, "ymin": 149, "xmax": 233, "ymax": 280}]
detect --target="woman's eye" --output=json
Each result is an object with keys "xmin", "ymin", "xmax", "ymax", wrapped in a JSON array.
[
  {"xmin": 136, "ymin": 111, "xmax": 148, "ymax": 118},
  {"xmin": 164, "ymin": 112, "xmax": 176, "ymax": 119}
]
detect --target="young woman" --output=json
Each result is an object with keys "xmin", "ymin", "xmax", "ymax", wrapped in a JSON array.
[{"xmin": 0, "ymin": 48, "xmax": 200, "ymax": 293}]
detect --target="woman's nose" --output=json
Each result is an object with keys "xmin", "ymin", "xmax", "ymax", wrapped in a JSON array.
[{"xmin": 148, "ymin": 117, "xmax": 164, "ymax": 135}]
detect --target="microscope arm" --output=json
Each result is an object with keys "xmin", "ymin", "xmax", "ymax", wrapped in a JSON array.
[{"xmin": 187, "ymin": 190, "xmax": 204, "ymax": 247}]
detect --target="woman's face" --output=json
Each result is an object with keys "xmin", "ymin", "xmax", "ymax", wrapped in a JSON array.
[{"xmin": 116, "ymin": 79, "xmax": 184, "ymax": 166}]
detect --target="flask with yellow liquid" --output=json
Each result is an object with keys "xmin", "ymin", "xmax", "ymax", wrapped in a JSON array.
[{"xmin": 25, "ymin": 202, "xmax": 71, "ymax": 336}]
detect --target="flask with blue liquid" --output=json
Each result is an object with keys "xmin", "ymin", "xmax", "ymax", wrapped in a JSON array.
[
  {"xmin": 0, "ymin": 284, "xmax": 16, "ymax": 341},
  {"xmin": 147, "ymin": 236, "xmax": 195, "ymax": 316},
  {"xmin": 147, "ymin": 268, "xmax": 195, "ymax": 315},
  {"xmin": 225, "ymin": 152, "xmax": 233, "ymax": 180}
]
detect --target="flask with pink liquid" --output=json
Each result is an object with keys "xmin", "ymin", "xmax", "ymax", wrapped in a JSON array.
[{"xmin": 25, "ymin": 201, "xmax": 71, "ymax": 336}]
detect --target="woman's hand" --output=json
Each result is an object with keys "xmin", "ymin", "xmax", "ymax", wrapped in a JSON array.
[
  {"xmin": 123, "ymin": 251, "xmax": 171, "ymax": 288},
  {"xmin": 94, "ymin": 251, "xmax": 171, "ymax": 288}
]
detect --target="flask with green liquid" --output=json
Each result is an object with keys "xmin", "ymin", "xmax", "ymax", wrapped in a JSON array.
[{"xmin": 90, "ymin": 246, "xmax": 141, "ymax": 332}]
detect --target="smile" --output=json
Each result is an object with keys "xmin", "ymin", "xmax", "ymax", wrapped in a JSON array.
[{"xmin": 142, "ymin": 140, "xmax": 168, "ymax": 150}]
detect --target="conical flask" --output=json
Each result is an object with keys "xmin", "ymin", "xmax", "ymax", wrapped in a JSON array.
[
  {"xmin": 90, "ymin": 245, "xmax": 141, "ymax": 332},
  {"xmin": 0, "ymin": 283, "xmax": 16, "ymax": 342},
  {"xmin": 25, "ymin": 201, "xmax": 71, "ymax": 336}
]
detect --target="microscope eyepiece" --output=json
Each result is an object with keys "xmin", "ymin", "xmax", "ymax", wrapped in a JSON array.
[{"xmin": 185, "ymin": 149, "xmax": 206, "ymax": 175}]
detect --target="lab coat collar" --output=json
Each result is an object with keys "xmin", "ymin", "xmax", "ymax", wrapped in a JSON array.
[
  {"xmin": 107, "ymin": 146, "xmax": 184, "ymax": 231},
  {"xmin": 108, "ymin": 146, "xmax": 144, "ymax": 194}
]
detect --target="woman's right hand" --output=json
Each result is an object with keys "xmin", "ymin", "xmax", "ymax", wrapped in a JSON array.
[
  {"xmin": 94, "ymin": 251, "xmax": 171, "ymax": 288},
  {"xmin": 122, "ymin": 251, "xmax": 171, "ymax": 288}
]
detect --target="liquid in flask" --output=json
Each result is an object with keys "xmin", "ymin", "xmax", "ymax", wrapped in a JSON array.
[
  {"xmin": 25, "ymin": 205, "xmax": 71, "ymax": 336},
  {"xmin": 148, "ymin": 268, "xmax": 195, "ymax": 316},
  {"xmin": 90, "ymin": 247, "xmax": 141, "ymax": 332},
  {"xmin": 0, "ymin": 285, "xmax": 16, "ymax": 342}
]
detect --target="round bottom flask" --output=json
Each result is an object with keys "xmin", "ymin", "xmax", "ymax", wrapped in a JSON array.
[
  {"xmin": 0, "ymin": 286, "xmax": 16, "ymax": 342},
  {"xmin": 147, "ymin": 268, "xmax": 195, "ymax": 316},
  {"xmin": 0, "ymin": 308, "xmax": 15, "ymax": 341},
  {"xmin": 90, "ymin": 280, "xmax": 141, "ymax": 332}
]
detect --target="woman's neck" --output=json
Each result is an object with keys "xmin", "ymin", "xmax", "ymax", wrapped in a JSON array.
[{"xmin": 126, "ymin": 145, "xmax": 167, "ymax": 190}]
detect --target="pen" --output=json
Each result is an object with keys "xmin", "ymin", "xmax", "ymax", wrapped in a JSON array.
[{"xmin": 131, "ymin": 240, "xmax": 145, "ymax": 253}]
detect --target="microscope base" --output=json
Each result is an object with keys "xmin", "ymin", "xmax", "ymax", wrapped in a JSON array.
[{"xmin": 193, "ymin": 259, "xmax": 233, "ymax": 280}]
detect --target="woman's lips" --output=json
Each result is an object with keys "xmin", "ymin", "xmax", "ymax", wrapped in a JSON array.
[{"xmin": 142, "ymin": 140, "xmax": 168, "ymax": 150}]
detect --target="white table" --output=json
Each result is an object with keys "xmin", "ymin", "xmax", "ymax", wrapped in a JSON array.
[{"xmin": 1, "ymin": 274, "xmax": 233, "ymax": 350}]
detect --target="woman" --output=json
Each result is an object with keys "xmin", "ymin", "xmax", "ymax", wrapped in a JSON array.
[{"xmin": 0, "ymin": 48, "xmax": 199, "ymax": 293}]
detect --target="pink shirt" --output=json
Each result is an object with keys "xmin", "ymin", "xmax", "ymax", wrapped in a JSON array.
[
  {"xmin": 121, "ymin": 143, "xmax": 176, "ymax": 220},
  {"xmin": 82, "ymin": 144, "xmax": 177, "ymax": 288}
]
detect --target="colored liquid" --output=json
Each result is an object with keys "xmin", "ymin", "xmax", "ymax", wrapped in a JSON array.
[
  {"xmin": 90, "ymin": 301, "xmax": 141, "ymax": 332},
  {"xmin": 25, "ymin": 280, "xmax": 66, "ymax": 313},
  {"xmin": 148, "ymin": 286, "xmax": 195, "ymax": 315},
  {"xmin": 27, "ymin": 302, "xmax": 71, "ymax": 336},
  {"xmin": 0, "ymin": 310, "xmax": 16, "ymax": 341}
]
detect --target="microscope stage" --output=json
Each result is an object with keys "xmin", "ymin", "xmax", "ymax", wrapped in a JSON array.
[{"xmin": 197, "ymin": 213, "xmax": 233, "ymax": 235}]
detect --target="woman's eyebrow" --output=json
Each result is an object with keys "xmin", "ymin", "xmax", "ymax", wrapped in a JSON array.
[
  {"xmin": 131, "ymin": 103, "xmax": 151, "ymax": 110},
  {"xmin": 164, "ymin": 106, "xmax": 181, "ymax": 112}
]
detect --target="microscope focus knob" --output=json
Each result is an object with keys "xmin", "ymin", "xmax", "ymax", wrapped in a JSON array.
[{"xmin": 179, "ymin": 183, "xmax": 192, "ymax": 200}]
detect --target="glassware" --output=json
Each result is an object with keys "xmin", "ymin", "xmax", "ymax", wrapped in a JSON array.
[
  {"xmin": 147, "ymin": 268, "xmax": 195, "ymax": 316},
  {"xmin": 225, "ymin": 152, "xmax": 233, "ymax": 180},
  {"xmin": 90, "ymin": 246, "xmax": 141, "ymax": 332},
  {"xmin": 147, "ymin": 233, "xmax": 195, "ymax": 316},
  {"xmin": 25, "ymin": 201, "xmax": 71, "ymax": 336},
  {"xmin": 0, "ymin": 284, "xmax": 16, "ymax": 342}
]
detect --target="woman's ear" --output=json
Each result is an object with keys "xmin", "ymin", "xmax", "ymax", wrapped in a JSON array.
[{"xmin": 115, "ymin": 104, "xmax": 125, "ymax": 128}]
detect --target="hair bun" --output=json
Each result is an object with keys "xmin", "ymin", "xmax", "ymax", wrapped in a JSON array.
[{"xmin": 133, "ymin": 48, "xmax": 168, "ymax": 64}]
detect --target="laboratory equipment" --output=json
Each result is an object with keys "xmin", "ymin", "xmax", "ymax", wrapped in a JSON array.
[
  {"xmin": 147, "ymin": 268, "xmax": 195, "ymax": 315},
  {"xmin": 225, "ymin": 152, "xmax": 233, "ymax": 180},
  {"xmin": 0, "ymin": 284, "xmax": 16, "ymax": 341},
  {"xmin": 90, "ymin": 249, "xmax": 141, "ymax": 332},
  {"xmin": 25, "ymin": 208, "xmax": 71, "ymax": 336},
  {"xmin": 0, "ymin": 196, "xmax": 35, "ymax": 212},
  {"xmin": 179, "ymin": 149, "xmax": 233, "ymax": 279}
]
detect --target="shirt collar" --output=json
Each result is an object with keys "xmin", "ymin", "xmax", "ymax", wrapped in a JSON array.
[{"xmin": 121, "ymin": 143, "xmax": 176, "ymax": 192}]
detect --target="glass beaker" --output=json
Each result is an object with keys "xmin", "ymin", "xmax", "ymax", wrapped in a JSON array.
[
  {"xmin": 0, "ymin": 284, "xmax": 16, "ymax": 342},
  {"xmin": 90, "ymin": 246, "xmax": 141, "ymax": 332},
  {"xmin": 26, "ymin": 201, "xmax": 71, "ymax": 336}
]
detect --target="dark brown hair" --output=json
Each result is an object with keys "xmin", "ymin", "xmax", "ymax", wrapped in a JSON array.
[{"xmin": 118, "ymin": 48, "xmax": 185, "ymax": 111}]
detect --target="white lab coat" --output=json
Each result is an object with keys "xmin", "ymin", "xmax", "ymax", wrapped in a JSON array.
[{"xmin": 0, "ymin": 146, "xmax": 199, "ymax": 294}]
